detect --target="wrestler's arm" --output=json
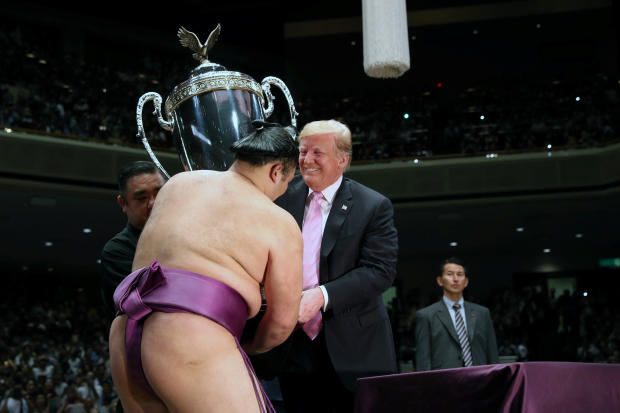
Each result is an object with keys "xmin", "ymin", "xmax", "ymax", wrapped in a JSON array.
[{"xmin": 244, "ymin": 214, "xmax": 302, "ymax": 355}]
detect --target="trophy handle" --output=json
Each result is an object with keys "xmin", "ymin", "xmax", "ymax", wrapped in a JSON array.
[
  {"xmin": 260, "ymin": 76, "xmax": 299, "ymax": 131},
  {"xmin": 136, "ymin": 92, "xmax": 174, "ymax": 178}
]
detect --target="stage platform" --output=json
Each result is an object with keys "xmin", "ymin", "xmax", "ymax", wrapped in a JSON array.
[{"xmin": 355, "ymin": 362, "xmax": 620, "ymax": 412}]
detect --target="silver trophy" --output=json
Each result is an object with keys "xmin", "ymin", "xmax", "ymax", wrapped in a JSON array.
[{"xmin": 137, "ymin": 24, "xmax": 298, "ymax": 178}]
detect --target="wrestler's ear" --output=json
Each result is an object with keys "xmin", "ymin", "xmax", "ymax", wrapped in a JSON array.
[{"xmin": 269, "ymin": 163, "xmax": 283, "ymax": 183}]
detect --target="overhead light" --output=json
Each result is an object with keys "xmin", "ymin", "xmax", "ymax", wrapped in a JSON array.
[
  {"xmin": 403, "ymin": 113, "xmax": 410, "ymax": 119},
  {"xmin": 516, "ymin": 227, "xmax": 524, "ymax": 232},
  {"xmin": 44, "ymin": 241, "xmax": 53, "ymax": 247},
  {"xmin": 543, "ymin": 248, "xmax": 551, "ymax": 253},
  {"xmin": 547, "ymin": 144, "xmax": 552, "ymax": 149},
  {"xmin": 480, "ymin": 115, "xmax": 485, "ymax": 120},
  {"xmin": 4, "ymin": 128, "xmax": 12, "ymax": 133},
  {"xmin": 413, "ymin": 158, "xmax": 419, "ymax": 164},
  {"xmin": 575, "ymin": 96, "xmax": 581, "ymax": 102},
  {"xmin": 83, "ymin": 228, "xmax": 92, "ymax": 233},
  {"xmin": 575, "ymin": 233, "xmax": 583, "ymax": 238},
  {"xmin": 583, "ymin": 291, "xmax": 588, "ymax": 297},
  {"xmin": 450, "ymin": 242, "xmax": 458, "ymax": 247}
]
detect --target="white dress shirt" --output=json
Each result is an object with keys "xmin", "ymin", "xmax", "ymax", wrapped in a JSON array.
[{"xmin": 443, "ymin": 295, "xmax": 468, "ymax": 331}]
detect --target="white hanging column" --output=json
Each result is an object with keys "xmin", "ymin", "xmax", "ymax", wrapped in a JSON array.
[{"xmin": 362, "ymin": 0, "xmax": 411, "ymax": 78}]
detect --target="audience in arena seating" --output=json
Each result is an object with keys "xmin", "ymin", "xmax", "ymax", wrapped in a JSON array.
[
  {"xmin": 1, "ymin": 20, "xmax": 618, "ymax": 163},
  {"xmin": 0, "ymin": 285, "xmax": 119, "ymax": 413}
]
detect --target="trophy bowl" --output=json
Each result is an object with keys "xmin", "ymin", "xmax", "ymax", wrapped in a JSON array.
[{"xmin": 137, "ymin": 25, "xmax": 297, "ymax": 177}]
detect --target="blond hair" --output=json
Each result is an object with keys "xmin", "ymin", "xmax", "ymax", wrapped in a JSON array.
[{"xmin": 299, "ymin": 119, "xmax": 352, "ymax": 166}]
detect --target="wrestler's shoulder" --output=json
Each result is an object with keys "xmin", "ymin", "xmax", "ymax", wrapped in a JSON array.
[
  {"xmin": 270, "ymin": 204, "xmax": 302, "ymax": 240},
  {"xmin": 167, "ymin": 170, "xmax": 218, "ymax": 183}
]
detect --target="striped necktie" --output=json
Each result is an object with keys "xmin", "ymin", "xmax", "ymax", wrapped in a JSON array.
[
  {"xmin": 453, "ymin": 303, "xmax": 473, "ymax": 367},
  {"xmin": 301, "ymin": 191, "xmax": 323, "ymax": 340}
]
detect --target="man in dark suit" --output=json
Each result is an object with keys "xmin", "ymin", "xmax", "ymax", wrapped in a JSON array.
[
  {"xmin": 415, "ymin": 257, "xmax": 498, "ymax": 371},
  {"xmin": 99, "ymin": 161, "xmax": 167, "ymax": 321},
  {"xmin": 268, "ymin": 119, "xmax": 398, "ymax": 413}
]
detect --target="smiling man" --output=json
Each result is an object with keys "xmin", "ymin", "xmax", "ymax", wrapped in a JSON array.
[
  {"xmin": 258, "ymin": 119, "xmax": 399, "ymax": 413},
  {"xmin": 415, "ymin": 257, "xmax": 499, "ymax": 371}
]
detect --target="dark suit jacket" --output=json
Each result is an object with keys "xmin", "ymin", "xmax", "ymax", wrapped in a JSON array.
[
  {"xmin": 99, "ymin": 223, "xmax": 140, "ymax": 321},
  {"xmin": 252, "ymin": 174, "xmax": 398, "ymax": 390},
  {"xmin": 414, "ymin": 299, "xmax": 499, "ymax": 371}
]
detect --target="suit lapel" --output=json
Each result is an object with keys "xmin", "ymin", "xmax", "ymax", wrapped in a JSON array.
[
  {"xmin": 320, "ymin": 178, "xmax": 352, "ymax": 259},
  {"xmin": 464, "ymin": 301, "xmax": 477, "ymax": 341},
  {"xmin": 435, "ymin": 301, "xmax": 460, "ymax": 344}
]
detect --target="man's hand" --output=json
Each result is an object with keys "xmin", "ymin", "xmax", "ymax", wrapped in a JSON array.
[{"xmin": 298, "ymin": 287, "xmax": 324, "ymax": 323}]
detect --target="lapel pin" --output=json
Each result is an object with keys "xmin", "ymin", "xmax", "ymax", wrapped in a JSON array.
[{"xmin": 341, "ymin": 204, "xmax": 348, "ymax": 211}]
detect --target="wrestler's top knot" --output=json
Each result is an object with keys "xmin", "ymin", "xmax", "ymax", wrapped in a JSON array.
[{"xmin": 230, "ymin": 122, "xmax": 299, "ymax": 173}]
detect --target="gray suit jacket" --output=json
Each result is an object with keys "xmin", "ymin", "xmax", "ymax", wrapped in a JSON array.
[{"xmin": 414, "ymin": 299, "xmax": 499, "ymax": 371}]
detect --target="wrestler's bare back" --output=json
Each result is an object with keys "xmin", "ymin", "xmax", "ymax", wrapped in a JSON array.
[
  {"xmin": 109, "ymin": 170, "xmax": 302, "ymax": 413},
  {"xmin": 135, "ymin": 170, "xmax": 298, "ymax": 316}
]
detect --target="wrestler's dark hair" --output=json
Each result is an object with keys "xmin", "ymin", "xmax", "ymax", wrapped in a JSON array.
[
  {"xmin": 440, "ymin": 257, "xmax": 467, "ymax": 275},
  {"xmin": 118, "ymin": 161, "xmax": 165, "ymax": 198},
  {"xmin": 230, "ymin": 120, "xmax": 299, "ymax": 174}
]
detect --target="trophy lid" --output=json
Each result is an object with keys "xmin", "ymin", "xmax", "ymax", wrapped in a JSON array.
[{"xmin": 164, "ymin": 25, "xmax": 264, "ymax": 117}]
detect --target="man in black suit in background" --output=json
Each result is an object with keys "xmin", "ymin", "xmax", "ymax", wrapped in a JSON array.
[
  {"xmin": 268, "ymin": 119, "xmax": 399, "ymax": 413},
  {"xmin": 99, "ymin": 161, "xmax": 166, "ymax": 413},
  {"xmin": 415, "ymin": 257, "xmax": 498, "ymax": 371},
  {"xmin": 99, "ymin": 161, "xmax": 167, "ymax": 320}
]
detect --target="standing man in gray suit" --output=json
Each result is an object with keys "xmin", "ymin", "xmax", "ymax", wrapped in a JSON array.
[{"xmin": 415, "ymin": 257, "xmax": 498, "ymax": 371}]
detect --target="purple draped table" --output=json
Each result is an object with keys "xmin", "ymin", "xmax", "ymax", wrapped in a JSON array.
[{"xmin": 354, "ymin": 362, "xmax": 620, "ymax": 413}]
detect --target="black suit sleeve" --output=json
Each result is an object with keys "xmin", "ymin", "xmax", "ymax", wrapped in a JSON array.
[
  {"xmin": 99, "ymin": 238, "xmax": 135, "ymax": 319},
  {"xmin": 324, "ymin": 195, "xmax": 398, "ymax": 313}
]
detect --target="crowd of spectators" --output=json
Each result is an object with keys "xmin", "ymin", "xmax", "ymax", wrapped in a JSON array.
[
  {"xmin": 2, "ymin": 20, "xmax": 619, "ymax": 164},
  {"xmin": 0, "ymin": 278, "xmax": 118, "ymax": 413},
  {"xmin": 487, "ymin": 285, "xmax": 619, "ymax": 364},
  {"xmin": 391, "ymin": 280, "xmax": 619, "ymax": 370}
]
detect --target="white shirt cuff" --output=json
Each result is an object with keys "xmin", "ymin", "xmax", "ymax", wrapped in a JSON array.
[{"xmin": 319, "ymin": 285, "xmax": 329, "ymax": 311}]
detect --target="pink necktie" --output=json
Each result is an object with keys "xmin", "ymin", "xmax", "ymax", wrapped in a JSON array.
[{"xmin": 302, "ymin": 191, "xmax": 323, "ymax": 340}]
